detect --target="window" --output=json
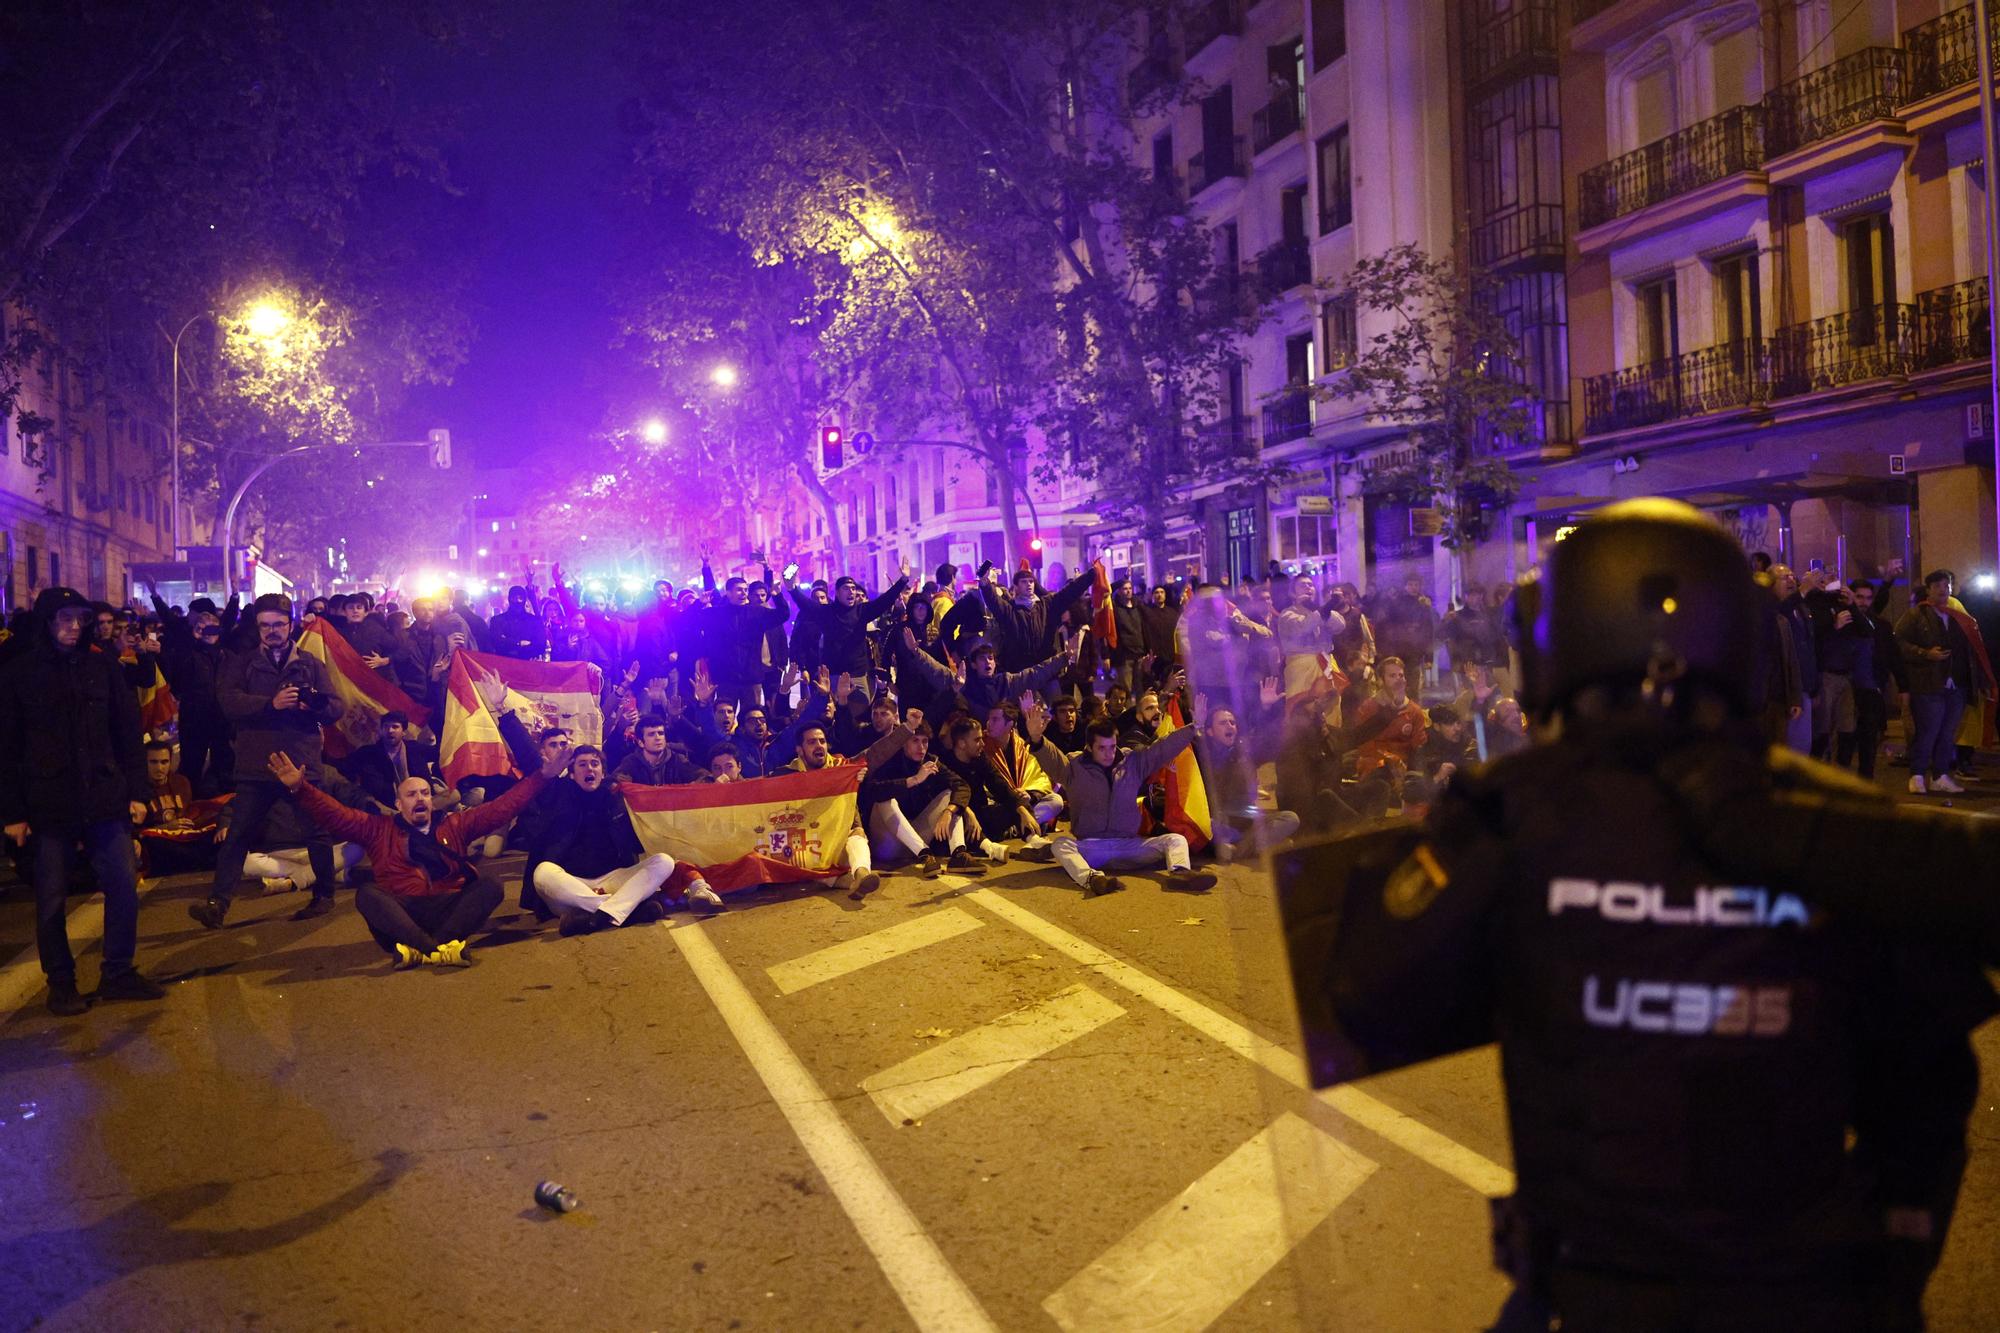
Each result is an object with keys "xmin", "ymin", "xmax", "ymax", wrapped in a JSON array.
[
  {"xmin": 865, "ymin": 485, "xmax": 877, "ymax": 537},
  {"xmin": 1152, "ymin": 130, "xmax": 1175, "ymax": 184},
  {"xmin": 1714, "ymin": 251, "xmax": 1761, "ymax": 347},
  {"xmin": 1321, "ymin": 295, "xmax": 1357, "ymax": 369},
  {"xmin": 1636, "ymin": 274, "xmax": 1679, "ymax": 364},
  {"xmin": 885, "ymin": 475, "xmax": 899, "ymax": 530},
  {"xmin": 26, "ymin": 545, "xmax": 37, "ymax": 590},
  {"xmin": 1280, "ymin": 182, "xmax": 1309, "ymax": 246},
  {"xmin": 1200, "ymin": 86, "xmax": 1234, "ymax": 167},
  {"xmin": 49, "ymin": 552, "xmax": 59, "ymax": 586},
  {"xmin": 1316, "ymin": 127, "xmax": 1351, "ymax": 233},
  {"xmin": 1273, "ymin": 512, "xmax": 1338, "ymax": 561},
  {"xmin": 933, "ymin": 452, "xmax": 947, "ymax": 514},
  {"xmin": 1285, "ymin": 330, "xmax": 1317, "ymax": 385},
  {"xmin": 1224, "ymin": 505, "xmax": 1259, "ymax": 586},
  {"xmin": 1311, "ymin": 0, "xmax": 1345, "ymax": 70},
  {"xmin": 1842, "ymin": 213, "xmax": 1895, "ymax": 313}
]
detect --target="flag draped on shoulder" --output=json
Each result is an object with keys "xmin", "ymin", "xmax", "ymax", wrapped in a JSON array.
[
  {"xmin": 986, "ymin": 731, "xmax": 1052, "ymax": 798},
  {"xmin": 1150, "ymin": 699, "xmax": 1211, "ymax": 852},
  {"xmin": 441, "ymin": 650, "xmax": 603, "ymax": 786},
  {"xmin": 621, "ymin": 764, "xmax": 862, "ymax": 893},
  {"xmin": 296, "ymin": 616, "xmax": 429, "ymax": 758},
  {"xmin": 1090, "ymin": 558, "xmax": 1117, "ymax": 650}
]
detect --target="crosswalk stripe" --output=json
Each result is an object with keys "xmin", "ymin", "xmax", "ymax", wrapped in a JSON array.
[
  {"xmin": 966, "ymin": 888, "xmax": 1515, "ymax": 1197},
  {"xmin": 671, "ymin": 923, "xmax": 999, "ymax": 1333},
  {"xmin": 0, "ymin": 899, "xmax": 104, "ymax": 1011},
  {"xmin": 1041, "ymin": 1111, "xmax": 1378, "ymax": 1333},
  {"xmin": 765, "ymin": 906, "xmax": 985, "ymax": 995},
  {"xmin": 861, "ymin": 984, "xmax": 1126, "ymax": 1124}
]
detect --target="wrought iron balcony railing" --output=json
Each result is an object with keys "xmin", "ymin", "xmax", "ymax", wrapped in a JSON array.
[
  {"xmin": 1903, "ymin": 5, "xmax": 1995, "ymax": 102},
  {"xmin": 1128, "ymin": 54, "xmax": 1178, "ymax": 107},
  {"xmin": 1251, "ymin": 90, "xmax": 1303, "ymax": 155},
  {"xmin": 1463, "ymin": 0, "xmax": 1558, "ymax": 88},
  {"xmin": 1764, "ymin": 47, "xmax": 1909, "ymax": 158},
  {"xmin": 1913, "ymin": 276, "xmax": 1991, "ymax": 369},
  {"xmin": 1468, "ymin": 204, "xmax": 1567, "ymax": 267},
  {"xmin": 1184, "ymin": 0, "xmax": 1241, "ymax": 57},
  {"xmin": 1577, "ymin": 105, "xmax": 1765, "ymax": 229},
  {"xmin": 1581, "ymin": 341, "xmax": 1774, "ymax": 435},
  {"xmin": 1261, "ymin": 390, "xmax": 1313, "ymax": 446},
  {"xmin": 1769, "ymin": 302, "xmax": 1917, "ymax": 394},
  {"xmin": 1187, "ymin": 137, "xmax": 1246, "ymax": 194},
  {"xmin": 1256, "ymin": 240, "xmax": 1312, "ymax": 293}
]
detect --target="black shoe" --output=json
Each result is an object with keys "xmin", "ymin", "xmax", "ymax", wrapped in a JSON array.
[
  {"xmin": 188, "ymin": 898, "xmax": 228, "ymax": 930},
  {"xmin": 560, "ymin": 909, "xmax": 613, "ymax": 937},
  {"xmin": 624, "ymin": 898, "xmax": 667, "ymax": 926},
  {"xmin": 946, "ymin": 849, "xmax": 987, "ymax": 875},
  {"xmin": 1161, "ymin": 867, "xmax": 1218, "ymax": 893},
  {"xmin": 847, "ymin": 871, "xmax": 882, "ymax": 899},
  {"xmin": 916, "ymin": 853, "xmax": 944, "ymax": 879},
  {"xmin": 1017, "ymin": 843, "xmax": 1056, "ymax": 863},
  {"xmin": 95, "ymin": 970, "xmax": 166, "ymax": 1002},
  {"xmin": 46, "ymin": 977, "xmax": 89, "ymax": 1017},
  {"xmin": 290, "ymin": 895, "xmax": 334, "ymax": 922},
  {"xmin": 1083, "ymin": 872, "xmax": 1125, "ymax": 898}
]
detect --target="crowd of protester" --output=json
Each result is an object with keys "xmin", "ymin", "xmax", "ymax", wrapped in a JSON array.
[{"xmin": 1, "ymin": 543, "xmax": 1993, "ymax": 1015}]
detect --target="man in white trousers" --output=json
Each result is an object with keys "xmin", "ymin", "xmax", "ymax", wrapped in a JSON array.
[{"xmin": 525, "ymin": 745, "xmax": 720, "ymax": 932}]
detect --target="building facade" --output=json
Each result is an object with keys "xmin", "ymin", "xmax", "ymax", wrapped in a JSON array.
[{"xmin": 1509, "ymin": 0, "xmax": 1999, "ymax": 586}]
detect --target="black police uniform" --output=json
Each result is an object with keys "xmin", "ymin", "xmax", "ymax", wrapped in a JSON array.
[{"xmin": 1278, "ymin": 500, "xmax": 1998, "ymax": 1332}]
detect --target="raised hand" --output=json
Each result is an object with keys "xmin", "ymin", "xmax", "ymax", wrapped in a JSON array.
[
  {"xmin": 1193, "ymin": 691, "xmax": 1210, "ymax": 726},
  {"xmin": 834, "ymin": 671, "xmax": 856, "ymax": 706},
  {"xmin": 1259, "ymin": 676, "xmax": 1283, "ymax": 708},
  {"xmin": 693, "ymin": 670, "xmax": 716, "ymax": 705},
  {"xmin": 539, "ymin": 735, "xmax": 575, "ymax": 778},
  {"xmin": 471, "ymin": 664, "xmax": 509, "ymax": 713},
  {"xmin": 902, "ymin": 627, "xmax": 919, "ymax": 653},
  {"xmin": 780, "ymin": 662, "xmax": 802, "ymax": 694},
  {"xmin": 624, "ymin": 659, "xmax": 642, "ymax": 684},
  {"xmin": 816, "ymin": 664, "xmax": 832, "ymax": 696},
  {"xmin": 266, "ymin": 751, "xmax": 306, "ymax": 791}
]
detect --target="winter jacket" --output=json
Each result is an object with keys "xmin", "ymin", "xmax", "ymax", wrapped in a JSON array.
[
  {"xmin": 0, "ymin": 625, "xmax": 148, "ymax": 828},
  {"xmin": 861, "ymin": 749, "xmax": 966, "ymax": 820},
  {"xmin": 791, "ymin": 578, "xmax": 908, "ymax": 678},
  {"xmin": 1033, "ymin": 726, "xmax": 1197, "ymax": 840},
  {"xmin": 297, "ymin": 769, "xmax": 548, "ymax": 898},
  {"xmin": 979, "ymin": 570, "xmax": 1093, "ymax": 671},
  {"xmin": 522, "ymin": 779, "xmax": 646, "ymax": 909},
  {"xmin": 217, "ymin": 642, "xmax": 346, "ymax": 781},
  {"xmin": 489, "ymin": 606, "xmax": 548, "ymax": 660}
]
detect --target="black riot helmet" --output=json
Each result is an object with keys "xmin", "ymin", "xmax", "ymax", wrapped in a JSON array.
[{"xmin": 1522, "ymin": 498, "xmax": 1763, "ymax": 718}]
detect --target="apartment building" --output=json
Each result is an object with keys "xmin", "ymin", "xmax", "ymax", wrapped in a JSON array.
[
  {"xmin": 0, "ymin": 306, "xmax": 184, "ymax": 613},
  {"xmin": 1513, "ymin": 0, "xmax": 2000, "ymax": 584}
]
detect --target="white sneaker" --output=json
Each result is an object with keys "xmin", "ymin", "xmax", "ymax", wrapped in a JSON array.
[
  {"xmin": 1907, "ymin": 775, "xmax": 1928, "ymax": 795},
  {"xmin": 686, "ymin": 882, "xmax": 724, "ymax": 911},
  {"xmin": 1021, "ymin": 833, "xmax": 1052, "ymax": 850},
  {"xmin": 980, "ymin": 840, "xmax": 1010, "ymax": 864},
  {"xmin": 260, "ymin": 876, "xmax": 298, "ymax": 894},
  {"xmin": 1931, "ymin": 775, "xmax": 1964, "ymax": 794}
]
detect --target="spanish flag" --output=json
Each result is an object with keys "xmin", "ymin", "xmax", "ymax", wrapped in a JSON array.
[
  {"xmin": 295, "ymin": 616, "xmax": 428, "ymax": 759},
  {"xmin": 440, "ymin": 649, "xmax": 603, "ymax": 786},
  {"xmin": 986, "ymin": 730, "xmax": 1053, "ymax": 797},
  {"xmin": 1090, "ymin": 558, "xmax": 1117, "ymax": 650},
  {"xmin": 122, "ymin": 651, "xmax": 179, "ymax": 734},
  {"xmin": 621, "ymin": 764, "xmax": 862, "ymax": 893},
  {"xmin": 1150, "ymin": 698, "xmax": 1211, "ymax": 853}
]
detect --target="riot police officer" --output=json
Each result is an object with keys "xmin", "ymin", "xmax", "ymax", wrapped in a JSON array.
[{"xmin": 1278, "ymin": 499, "xmax": 1999, "ymax": 1331}]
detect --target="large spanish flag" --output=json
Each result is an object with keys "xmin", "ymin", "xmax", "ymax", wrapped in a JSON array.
[
  {"xmin": 1090, "ymin": 558, "xmax": 1117, "ymax": 650},
  {"xmin": 1150, "ymin": 699, "xmax": 1211, "ymax": 853},
  {"xmin": 296, "ymin": 616, "xmax": 429, "ymax": 758},
  {"xmin": 440, "ymin": 649, "xmax": 603, "ymax": 786},
  {"xmin": 621, "ymin": 764, "xmax": 862, "ymax": 893}
]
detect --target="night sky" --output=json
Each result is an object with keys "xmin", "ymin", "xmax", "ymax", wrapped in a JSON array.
[{"xmin": 407, "ymin": 0, "xmax": 646, "ymax": 474}]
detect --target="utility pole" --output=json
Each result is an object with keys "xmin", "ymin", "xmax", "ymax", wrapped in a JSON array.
[{"xmin": 1976, "ymin": 0, "xmax": 2000, "ymax": 567}]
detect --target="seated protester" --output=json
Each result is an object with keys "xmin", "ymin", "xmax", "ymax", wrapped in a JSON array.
[
  {"xmin": 1414, "ymin": 703, "xmax": 1477, "ymax": 782},
  {"xmin": 1348, "ymin": 655, "xmax": 1428, "ymax": 781},
  {"xmin": 262, "ymin": 726, "xmax": 567, "ymax": 969},
  {"xmin": 898, "ymin": 630, "xmax": 1068, "ymax": 720},
  {"xmin": 858, "ymin": 722, "xmax": 985, "ymax": 876},
  {"xmin": 137, "ymin": 740, "xmax": 220, "ymax": 878},
  {"xmin": 1116, "ymin": 687, "xmax": 1169, "ymax": 750},
  {"xmin": 703, "ymin": 741, "xmax": 745, "ymax": 782},
  {"xmin": 527, "ymin": 744, "xmax": 721, "ymax": 932},
  {"xmin": 340, "ymin": 710, "xmax": 442, "ymax": 810},
  {"xmin": 142, "ymin": 739, "xmax": 194, "ymax": 828},
  {"xmin": 1190, "ymin": 687, "xmax": 1298, "ymax": 863},
  {"xmin": 1046, "ymin": 693, "xmax": 1089, "ymax": 755},
  {"xmin": 614, "ymin": 713, "xmax": 704, "ymax": 786},
  {"xmin": 1484, "ymin": 694, "xmax": 1531, "ymax": 758},
  {"xmin": 984, "ymin": 699, "xmax": 1061, "ymax": 843},
  {"xmin": 781, "ymin": 717, "xmax": 911, "ymax": 895},
  {"xmin": 732, "ymin": 706, "xmax": 775, "ymax": 777},
  {"xmin": 936, "ymin": 716, "xmax": 1041, "ymax": 860},
  {"xmin": 226, "ymin": 763, "xmax": 377, "ymax": 894},
  {"xmin": 1023, "ymin": 712, "xmax": 1217, "ymax": 897}
]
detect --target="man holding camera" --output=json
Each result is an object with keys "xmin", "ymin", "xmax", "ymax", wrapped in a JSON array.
[{"xmin": 190, "ymin": 594, "xmax": 347, "ymax": 929}]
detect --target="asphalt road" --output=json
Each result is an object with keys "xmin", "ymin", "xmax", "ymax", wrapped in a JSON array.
[{"xmin": 0, "ymin": 767, "xmax": 1996, "ymax": 1331}]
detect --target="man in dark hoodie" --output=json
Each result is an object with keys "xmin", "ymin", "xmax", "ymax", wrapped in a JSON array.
[
  {"xmin": 980, "ymin": 566, "xmax": 1094, "ymax": 672},
  {"xmin": 698, "ymin": 562, "xmax": 790, "ymax": 711},
  {"xmin": 489, "ymin": 585, "xmax": 548, "ymax": 660},
  {"xmin": 0, "ymin": 587, "xmax": 166, "ymax": 1015},
  {"xmin": 151, "ymin": 589, "xmax": 233, "ymax": 794},
  {"xmin": 791, "ymin": 574, "xmax": 907, "ymax": 679}
]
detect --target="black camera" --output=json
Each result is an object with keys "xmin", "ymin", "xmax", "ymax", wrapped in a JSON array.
[{"xmin": 293, "ymin": 685, "xmax": 330, "ymax": 714}]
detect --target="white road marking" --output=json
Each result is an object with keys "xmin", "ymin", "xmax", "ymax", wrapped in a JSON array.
[
  {"xmin": 1041, "ymin": 1111, "xmax": 1378, "ymax": 1333},
  {"xmin": 670, "ymin": 923, "xmax": 998, "ymax": 1333},
  {"xmin": 0, "ymin": 898, "xmax": 105, "ymax": 1011},
  {"xmin": 966, "ymin": 888, "xmax": 1515, "ymax": 1198},
  {"xmin": 765, "ymin": 905, "xmax": 984, "ymax": 995},
  {"xmin": 861, "ymin": 983, "xmax": 1126, "ymax": 1124}
]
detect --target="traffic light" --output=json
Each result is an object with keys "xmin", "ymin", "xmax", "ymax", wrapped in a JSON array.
[
  {"xmin": 428, "ymin": 427, "xmax": 452, "ymax": 469},
  {"xmin": 820, "ymin": 425, "xmax": 843, "ymax": 470},
  {"xmin": 1027, "ymin": 536, "xmax": 1045, "ymax": 571}
]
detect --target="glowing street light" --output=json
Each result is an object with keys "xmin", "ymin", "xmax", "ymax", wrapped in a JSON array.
[
  {"xmin": 710, "ymin": 363, "xmax": 740, "ymax": 388},
  {"xmin": 163, "ymin": 293, "xmax": 297, "ymax": 551},
  {"xmin": 640, "ymin": 418, "xmax": 669, "ymax": 446},
  {"xmin": 244, "ymin": 301, "xmax": 292, "ymax": 339}
]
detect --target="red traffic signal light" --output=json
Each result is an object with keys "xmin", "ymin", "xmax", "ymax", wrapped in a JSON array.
[
  {"xmin": 1027, "ymin": 536, "xmax": 1044, "ymax": 570},
  {"xmin": 820, "ymin": 425, "xmax": 843, "ymax": 470}
]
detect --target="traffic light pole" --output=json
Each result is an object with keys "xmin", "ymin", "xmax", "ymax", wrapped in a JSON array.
[
  {"xmin": 1977, "ymin": 0, "xmax": 2000, "ymax": 574},
  {"xmin": 218, "ymin": 433, "xmax": 449, "ymax": 599}
]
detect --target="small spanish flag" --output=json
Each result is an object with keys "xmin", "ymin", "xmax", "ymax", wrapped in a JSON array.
[
  {"xmin": 1152, "ymin": 697, "xmax": 1211, "ymax": 853},
  {"xmin": 1090, "ymin": 558, "xmax": 1117, "ymax": 651}
]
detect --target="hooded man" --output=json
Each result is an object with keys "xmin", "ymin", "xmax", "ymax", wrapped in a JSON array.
[
  {"xmin": 0, "ymin": 587, "xmax": 165, "ymax": 1015},
  {"xmin": 489, "ymin": 584, "xmax": 548, "ymax": 660},
  {"xmin": 980, "ymin": 566, "xmax": 1095, "ymax": 672}
]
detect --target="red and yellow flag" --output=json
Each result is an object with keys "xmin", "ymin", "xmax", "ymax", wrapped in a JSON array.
[
  {"xmin": 295, "ymin": 616, "xmax": 429, "ymax": 759},
  {"xmin": 621, "ymin": 764, "xmax": 862, "ymax": 893},
  {"xmin": 1149, "ymin": 698, "xmax": 1211, "ymax": 852},
  {"xmin": 440, "ymin": 650, "xmax": 603, "ymax": 786},
  {"xmin": 122, "ymin": 651, "xmax": 179, "ymax": 734},
  {"xmin": 1090, "ymin": 557, "xmax": 1117, "ymax": 650}
]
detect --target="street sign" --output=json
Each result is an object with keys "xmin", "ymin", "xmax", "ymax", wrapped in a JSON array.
[
  {"xmin": 1297, "ymin": 495, "xmax": 1334, "ymax": 516},
  {"xmin": 851, "ymin": 430, "xmax": 875, "ymax": 455},
  {"xmin": 428, "ymin": 427, "xmax": 452, "ymax": 469},
  {"xmin": 1889, "ymin": 454, "xmax": 1906, "ymax": 475},
  {"xmin": 1409, "ymin": 507, "xmax": 1443, "ymax": 537}
]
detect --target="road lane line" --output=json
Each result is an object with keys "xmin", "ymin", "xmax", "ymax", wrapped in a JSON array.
[
  {"xmin": 965, "ymin": 888, "xmax": 1514, "ymax": 1198},
  {"xmin": 766, "ymin": 906, "xmax": 984, "ymax": 995},
  {"xmin": 0, "ymin": 899, "xmax": 105, "ymax": 1011},
  {"xmin": 861, "ymin": 984, "xmax": 1126, "ymax": 1125},
  {"xmin": 671, "ymin": 923, "xmax": 998, "ymax": 1333},
  {"xmin": 1041, "ymin": 1111, "xmax": 1377, "ymax": 1333}
]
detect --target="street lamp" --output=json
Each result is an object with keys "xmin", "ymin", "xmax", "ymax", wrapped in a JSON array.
[
  {"xmin": 640, "ymin": 418, "xmax": 669, "ymax": 446},
  {"xmin": 164, "ymin": 297, "xmax": 294, "ymax": 552},
  {"xmin": 710, "ymin": 363, "xmax": 740, "ymax": 388}
]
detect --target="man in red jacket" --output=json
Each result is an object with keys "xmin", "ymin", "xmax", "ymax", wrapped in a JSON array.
[{"xmin": 266, "ymin": 734, "xmax": 570, "ymax": 968}]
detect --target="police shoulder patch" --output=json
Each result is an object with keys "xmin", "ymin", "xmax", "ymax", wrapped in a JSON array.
[{"xmin": 1383, "ymin": 844, "xmax": 1450, "ymax": 919}]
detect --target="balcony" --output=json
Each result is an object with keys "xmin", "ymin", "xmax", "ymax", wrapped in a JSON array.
[
  {"xmin": 1128, "ymin": 54, "xmax": 1179, "ymax": 108},
  {"xmin": 1904, "ymin": 6, "xmax": 1994, "ymax": 103},
  {"xmin": 1763, "ymin": 47, "xmax": 1909, "ymax": 158},
  {"xmin": 1255, "ymin": 240, "xmax": 1312, "ymax": 293},
  {"xmin": 1571, "ymin": 0, "xmax": 1622, "ymax": 20},
  {"xmin": 1580, "ymin": 284, "xmax": 1989, "ymax": 436},
  {"xmin": 1463, "ymin": 0, "xmax": 1557, "ymax": 90},
  {"xmin": 1184, "ymin": 0, "xmax": 1241, "ymax": 58},
  {"xmin": 1469, "ymin": 203, "xmax": 1566, "ymax": 269},
  {"xmin": 1261, "ymin": 390, "xmax": 1313, "ymax": 446},
  {"xmin": 1251, "ymin": 89, "xmax": 1303, "ymax": 156},
  {"xmin": 1187, "ymin": 137, "xmax": 1246, "ymax": 195},
  {"xmin": 1577, "ymin": 105, "xmax": 1764, "ymax": 230}
]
